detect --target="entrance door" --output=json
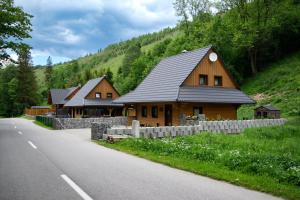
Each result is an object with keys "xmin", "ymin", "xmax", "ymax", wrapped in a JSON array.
[{"xmin": 165, "ymin": 104, "xmax": 172, "ymax": 126}]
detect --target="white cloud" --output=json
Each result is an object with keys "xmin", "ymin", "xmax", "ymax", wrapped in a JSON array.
[
  {"xmin": 13, "ymin": 0, "xmax": 178, "ymax": 65},
  {"xmin": 15, "ymin": 0, "xmax": 105, "ymax": 12},
  {"xmin": 34, "ymin": 26, "xmax": 84, "ymax": 45}
]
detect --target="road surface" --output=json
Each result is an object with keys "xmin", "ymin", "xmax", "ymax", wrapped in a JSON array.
[{"xmin": 0, "ymin": 118, "xmax": 282, "ymax": 200}]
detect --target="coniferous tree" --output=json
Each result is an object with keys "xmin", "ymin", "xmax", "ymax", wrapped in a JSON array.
[
  {"xmin": 45, "ymin": 56, "xmax": 53, "ymax": 89},
  {"xmin": 15, "ymin": 48, "xmax": 38, "ymax": 114},
  {"xmin": 105, "ymin": 68, "xmax": 113, "ymax": 84}
]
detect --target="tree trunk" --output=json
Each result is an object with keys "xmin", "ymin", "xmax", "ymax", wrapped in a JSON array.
[{"xmin": 249, "ymin": 48, "xmax": 257, "ymax": 75}]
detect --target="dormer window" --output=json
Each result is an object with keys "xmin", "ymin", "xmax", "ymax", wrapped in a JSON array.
[
  {"xmin": 199, "ymin": 74, "xmax": 208, "ymax": 86},
  {"xmin": 95, "ymin": 92, "xmax": 101, "ymax": 98},
  {"xmin": 214, "ymin": 76, "xmax": 222, "ymax": 86}
]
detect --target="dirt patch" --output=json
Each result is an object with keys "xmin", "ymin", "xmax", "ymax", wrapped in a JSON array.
[{"xmin": 252, "ymin": 93, "xmax": 270, "ymax": 102}]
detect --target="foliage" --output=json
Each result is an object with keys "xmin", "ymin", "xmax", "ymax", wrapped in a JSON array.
[
  {"xmin": 0, "ymin": 65, "xmax": 18, "ymax": 116},
  {"xmin": 45, "ymin": 56, "xmax": 53, "ymax": 89},
  {"xmin": 0, "ymin": 48, "xmax": 39, "ymax": 116},
  {"xmin": 15, "ymin": 48, "xmax": 39, "ymax": 114},
  {"xmin": 99, "ymin": 117, "xmax": 300, "ymax": 200},
  {"xmin": 0, "ymin": 0, "xmax": 32, "ymax": 65},
  {"xmin": 238, "ymin": 51, "xmax": 300, "ymax": 119}
]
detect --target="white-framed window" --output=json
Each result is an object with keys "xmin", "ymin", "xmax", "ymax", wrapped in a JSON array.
[{"xmin": 95, "ymin": 92, "xmax": 101, "ymax": 98}]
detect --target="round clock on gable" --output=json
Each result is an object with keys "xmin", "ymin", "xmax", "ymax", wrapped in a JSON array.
[{"xmin": 209, "ymin": 52, "xmax": 218, "ymax": 62}]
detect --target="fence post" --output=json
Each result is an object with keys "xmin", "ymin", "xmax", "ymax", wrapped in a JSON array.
[{"xmin": 132, "ymin": 120, "xmax": 140, "ymax": 138}]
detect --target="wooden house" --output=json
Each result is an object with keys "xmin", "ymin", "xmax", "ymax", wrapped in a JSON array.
[
  {"xmin": 48, "ymin": 86, "xmax": 80, "ymax": 117},
  {"xmin": 255, "ymin": 105, "xmax": 280, "ymax": 119},
  {"xmin": 114, "ymin": 46, "xmax": 255, "ymax": 126},
  {"xmin": 64, "ymin": 76, "xmax": 123, "ymax": 118}
]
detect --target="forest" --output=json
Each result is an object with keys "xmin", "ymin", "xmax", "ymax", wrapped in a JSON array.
[{"xmin": 0, "ymin": 0, "xmax": 300, "ymax": 117}]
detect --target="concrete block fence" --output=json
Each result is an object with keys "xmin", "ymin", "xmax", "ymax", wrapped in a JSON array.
[
  {"xmin": 53, "ymin": 116, "xmax": 127, "ymax": 129},
  {"xmin": 92, "ymin": 118, "xmax": 287, "ymax": 139}
]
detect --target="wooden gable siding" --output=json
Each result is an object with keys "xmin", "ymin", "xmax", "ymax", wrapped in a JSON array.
[
  {"xmin": 66, "ymin": 87, "xmax": 80, "ymax": 100},
  {"xmin": 183, "ymin": 49, "xmax": 236, "ymax": 88},
  {"xmin": 86, "ymin": 79, "xmax": 119, "ymax": 100}
]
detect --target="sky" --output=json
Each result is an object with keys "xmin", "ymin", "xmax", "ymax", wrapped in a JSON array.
[{"xmin": 13, "ymin": 0, "xmax": 179, "ymax": 66}]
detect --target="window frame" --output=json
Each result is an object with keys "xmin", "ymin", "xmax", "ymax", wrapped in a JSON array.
[
  {"xmin": 214, "ymin": 76, "xmax": 223, "ymax": 86},
  {"xmin": 95, "ymin": 92, "xmax": 101, "ymax": 99},
  {"xmin": 107, "ymin": 92, "xmax": 112, "ymax": 99},
  {"xmin": 199, "ymin": 74, "xmax": 208, "ymax": 86},
  {"xmin": 151, "ymin": 106, "xmax": 158, "ymax": 118},
  {"xmin": 141, "ymin": 106, "xmax": 147, "ymax": 117},
  {"xmin": 193, "ymin": 106, "xmax": 203, "ymax": 116}
]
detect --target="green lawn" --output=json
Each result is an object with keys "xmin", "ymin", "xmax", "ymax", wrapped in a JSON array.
[{"xmin": 97, "ymin": 117, "xmax": 300, "ymax": 200}]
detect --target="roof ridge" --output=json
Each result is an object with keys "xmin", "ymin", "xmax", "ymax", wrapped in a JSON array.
[{"xmin": 161, "ymin": 45, "xmax": 212, "ymax": 62}]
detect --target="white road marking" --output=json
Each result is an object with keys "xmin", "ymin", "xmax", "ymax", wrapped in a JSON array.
[
  {"xmin": 61, "ymin": 174, "xmax": 93, "ymax": 200},
  {"xmin": 28, "ymin": 141, "xmax": 37, "ymax": 149},
  {"xmin": 18, "ymin": 131, "xmax": 23, "ymax": 135},
  {"xmin": 14, "ymin": 126, "xmax": 17, "ymax": 129}
]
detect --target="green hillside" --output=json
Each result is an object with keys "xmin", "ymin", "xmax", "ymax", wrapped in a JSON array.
[
  {"xmin": 238, "ymin": 52, "xmax": 300, "ymax": 119},
  {"xmin": 34, "ymin": 28, "xmax": 180, "ymax": 97}
]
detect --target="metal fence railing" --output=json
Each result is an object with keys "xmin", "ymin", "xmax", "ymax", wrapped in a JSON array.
[{"xmin": 36, "ymin": 116, "xmax": 54, "ymax": 127}]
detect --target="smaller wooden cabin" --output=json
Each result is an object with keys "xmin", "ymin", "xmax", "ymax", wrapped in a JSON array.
[
  {"xmin": 255, "ymin": 105, "xmax": 280, "ymax": 119},
  {"xmin": 64, "ymin": 76, "xmax": 123, "ymax": 118},
  {"xmin": 48, "ymin": 86, "xmax": 80, "ymax": 117}
]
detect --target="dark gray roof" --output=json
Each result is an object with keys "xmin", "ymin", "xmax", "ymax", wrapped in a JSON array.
[
  {"xmin": 31, "ymin": 106, "xmax": 50, "ymax": 109},
  {"xmin": 65, "ymin": 77, "xmax": 104, "ymax": 107},
  {"xmin": 256, "ymin": 105, "xmax": 279, "ymax": 111},
  {"xmin": 178, "ymin": 86, "xmax": 255, "ymax": 104},
  {"xmin": 50, "ymin": 87, "xmax": 79, "ymax": 105},
  {"xmin": 114, "ymin": 46, "xmax": 212, "ymax": 103},
  {"xmin": 84, "ymin": 99, "xmax": 123, "ymax": 107},
  {"xmin": 64, "ymin": 77, "xmax": 122, "ymax": 107}
]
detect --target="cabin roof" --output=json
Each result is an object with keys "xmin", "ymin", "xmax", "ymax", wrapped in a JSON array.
[
  {"xmin": 31, "ymin": 106, "xmax": 51, "ymax": 109},
  {"xmin": 64, "ymin": 77, "xmax": 123, "ymax": 107},
  {"xmin": 114, "ymin": 46, "xmax": 212, "ymax": 103},
  {"xmin": 49, "ymin": 86, "xmax": 79, "ymax": 105},
  {"xmin": 64, "ymin": 77, "xmax": 104, "ymax": 107},
  {"xmin": 255, "ymin": 105, "xmax": 280, "ymax": 111},
  {"xmin": 178, "ymin": 86, "xmax": 255, "ymax": 104},
  {"xmin": 84, "ymin": 99, "xmax": 123, "ymax": 107},
  {"xmin": 114, "ymin": 46, "xmax": 254, "ymax": 104}
]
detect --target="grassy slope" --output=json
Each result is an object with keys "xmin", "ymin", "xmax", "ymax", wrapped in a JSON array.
[{"xmin": 238, "ymin": 51, "xmax": 300, "ymax": 119}]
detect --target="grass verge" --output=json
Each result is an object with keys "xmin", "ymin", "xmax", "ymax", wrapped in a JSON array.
[
  {"xmin": 20, "ymin": 115, "xmax": 35, "ymax": 120},
  {"xmin": 96, "ymin": 118, "xmax": 300, "ymax": 200},
  {"xmin": 33, "ymin": 121, "xmax": 53, "ymax": 130}
]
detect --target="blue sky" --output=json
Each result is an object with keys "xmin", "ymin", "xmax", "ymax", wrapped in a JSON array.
[{"xmin": 13, "ymin": 0, "xmax": 178, "ymax": 66}]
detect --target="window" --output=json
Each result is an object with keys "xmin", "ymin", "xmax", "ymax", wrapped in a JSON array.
[
  {"xmin": 199, "ymin": 74, "xmax": 208, "ymax": 85},
  {"xmin": 107, "ymin": 93, "xmax": 112, "ymax": 99},
  {"xmin": 193, "ymin": 107, "xmax": 203, "ymax": 116},
  {"xmin": 142, "ymin": 106, "xmax": 147, "ymax": 117},
  {"xmin": 214, "ymin": 76, "xmax": 222, "ymax": 86},
  {"xmin": 263, "ymin": 112, "xmax": 268, "ymax": 118},
  {"xmin": 95, "ymin": 92, "xmax": 101, "ymax": 98},
  {"xmin": 151, "ymin": 106, "xmax": 158, "ymax": 118}
]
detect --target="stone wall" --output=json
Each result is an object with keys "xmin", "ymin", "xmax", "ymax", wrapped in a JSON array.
[
  {"xmin": 53, "ymin": 117, "xmax": 127, "ymax": 129},
  {"xmin": 94, "ymin": 118, "xmax": 286, "ymax": 139}
]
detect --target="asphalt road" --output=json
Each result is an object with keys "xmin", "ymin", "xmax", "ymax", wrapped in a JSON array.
[{"xmin": 0, "ymin": 118, "xmax": 282, "ymax": 200}]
